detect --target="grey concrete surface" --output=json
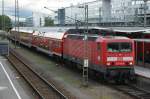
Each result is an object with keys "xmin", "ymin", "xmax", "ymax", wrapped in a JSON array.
[{"xmin": 0, "ymin": 56, "xmax": 34, "ymax": 99}]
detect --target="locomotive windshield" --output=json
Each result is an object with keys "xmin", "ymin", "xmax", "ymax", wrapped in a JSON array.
[{"xmin": 107, "ymin": 42, "xmax": 132, "ymax": 52}]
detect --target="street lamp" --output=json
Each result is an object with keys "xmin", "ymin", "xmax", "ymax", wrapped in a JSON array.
[{"xmin": 44, "ymin": 6, "xmax": 57, "ymax": 13}]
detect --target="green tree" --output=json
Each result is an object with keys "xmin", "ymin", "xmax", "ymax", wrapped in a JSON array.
[
  {"xmin": 0, "ymin": 15, "xmax": 12, "ymax": 31},
  {"xmin": 44, "ymin": 17, "xmax": 54, "ymax": 26}
]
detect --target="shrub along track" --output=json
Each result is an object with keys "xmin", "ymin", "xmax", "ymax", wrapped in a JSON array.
[{"xmin": 7, "ymin": 48, "xmax": 75, "ymax": 99}]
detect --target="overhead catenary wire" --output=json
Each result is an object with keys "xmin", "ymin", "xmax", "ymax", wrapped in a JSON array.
[{"xmin": 83, "ymin": 4, "xmax": 89, "ymax": 87}]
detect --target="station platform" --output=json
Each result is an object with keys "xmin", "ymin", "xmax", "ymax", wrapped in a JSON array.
[
  {"xmin": 135, "ymin": 66, "xmax": 150, "ymax": 79},
  {"xmin": 0, "ymin": 56, "xmax": 34, "ymax": 99}
]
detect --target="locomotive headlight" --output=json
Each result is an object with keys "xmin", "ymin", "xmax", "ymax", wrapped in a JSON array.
[
  {"xmin": 106, "ymin": 62, "xmax": 111, "ymax": 66},
  {"xmin": 129, "ymin": 62, "xmax": 133, "ymax": 65}
]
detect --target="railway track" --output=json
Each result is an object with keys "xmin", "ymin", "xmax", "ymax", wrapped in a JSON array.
[
  {"xmin": 113, "ymin": 84, "xmax": 150, "ymax": 99},
  {"xmin": 7, "ymin": 48, "xmax": 68, "ymax": 99},
  {"xmin": 7, "ymin": 46, "xmax": 150, "ymax": 99}
]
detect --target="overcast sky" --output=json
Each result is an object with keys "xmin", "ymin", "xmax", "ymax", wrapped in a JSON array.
[{"xmin": 0, "ymin": 0, "xmax": 96, "ymax": 19}]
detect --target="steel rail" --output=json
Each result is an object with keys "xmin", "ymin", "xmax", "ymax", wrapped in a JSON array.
[
  {"xmin": 7, "ymin": 48, "xmax": 68, "ymax": 99},
  {"xmin": 112, "ymin": 84, "xmax": 150, "ymax": 99}
]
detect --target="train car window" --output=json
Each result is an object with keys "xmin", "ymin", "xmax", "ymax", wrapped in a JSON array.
[
  {"xmin": 120, "ymin": 43, "xmax": 132, "ymax": 52},
  {"xmin": 78, "ymin": 29, "xmax": 85, "ymax": 34},
  {"xmin": 53, "ymin": 41, "xmax": 60, "ymax": 48},
  {"xmin": 67, "ymin": 35, "xmax": 84, "ymax": 40},
  {"xmin": 107, "ymin": 43, "xmax": 119, "ymax": 52},
  {"xmin": 89, "ymin": 29, "xmax": 100, "ymax": 35},
  {"xmin": 131, "ymin": 32, "xmax": 143, "ymax": 38},
  {"xmin": 89, "ymin": 29, "xmax": 114, "ymax": 36},
  {"xmin": 67, "ymin": 29, "xmax": 86, "ymax": 34},
  {"xmin": 107, "ymin": 42, "xmax": 132, "ymax": 52},
  {"xmin": 67, "ymin": 29, "xmax": 77, "ymax": 34},
  {"xmin": 77, "ymin": 36, "xmax": 84, "ymax": 39},
  {"xmin": 101, "ymin": 30, "xmax": 114, "ymax": 36},
  {"xmin": 88, "ymin": 37, "xmax": 97, "ymax": 41},
  {"xmin": 67, "ymin": 35, "xmax": 73, "ymax": 39},
  {"xmin": 66, "ymin": 29, "xmax": 73, "ymax": 34}
]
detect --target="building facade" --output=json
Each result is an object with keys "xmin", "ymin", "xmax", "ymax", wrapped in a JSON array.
[
  {"xmin": 54, "ymin": 0, "xmax": 150, "ymax": 26},
  {"xmin": 25, "ymin": 16, "xmax": 33, "ymax": 27},
  {"xmin": 26, "ymin": 12, "xmax": 49, "ymax": 27}
]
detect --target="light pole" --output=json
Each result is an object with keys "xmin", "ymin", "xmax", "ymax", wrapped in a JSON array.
[
  {"xmin": 15, "ymin": 0, "xmax": 17, "ymax": 48},
  {"xmin": 17, "ymin": 0, "xmax": 20, "ymax": 46}
]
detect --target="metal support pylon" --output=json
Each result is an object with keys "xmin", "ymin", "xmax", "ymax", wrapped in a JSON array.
[
  {"xmin": 83, "ymin": 62, "xmax": 88, "ymax": 86},
  {"xmin": 82, "ymin": 4, "xmax": 89, "ymax": 87},
  {"xmin": 17, "ymin": 0, "xmax": 20, "ymax": 46},
  {"xmin": 14, "ymin": 0, "xmax": 20, "ymax": 48},
  {"xmin": 14, "ymin": 0, "xmax": 17, "ymax": 48}
]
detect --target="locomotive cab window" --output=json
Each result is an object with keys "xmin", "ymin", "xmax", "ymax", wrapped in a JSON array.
[
  {"xmin": 120, "ymin": 43, "xmax": 132, "ymax": 52},
  {"xmin": 107, "ymin": 43, "xmax": 119, "ymax": 52},
  {"xmin": 107, "ymin": 42, "xmax": 132, "ymax": 52}
]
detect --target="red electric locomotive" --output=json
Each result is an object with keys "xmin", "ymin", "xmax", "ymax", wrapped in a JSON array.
[{"xmin": 63, "ymin": 33, "xmax": 135, "ymax": 81}]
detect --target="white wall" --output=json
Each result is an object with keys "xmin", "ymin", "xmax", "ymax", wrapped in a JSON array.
[{"xmin": 32, "ymin": 12, "xmax": 49, "ymax": 27}]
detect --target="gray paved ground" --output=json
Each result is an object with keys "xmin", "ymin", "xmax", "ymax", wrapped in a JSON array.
[
  {"xmin": 0, "ymin": 56, "xmax": 35, "ymax": 99},
  {"xmin": 14, "ymin": 45, "xmax": 133, "ymax": 99}
]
